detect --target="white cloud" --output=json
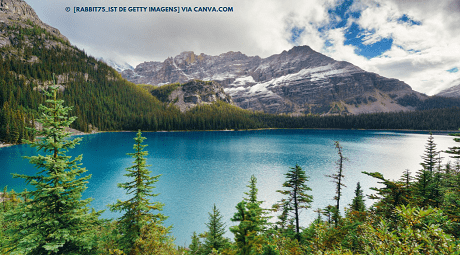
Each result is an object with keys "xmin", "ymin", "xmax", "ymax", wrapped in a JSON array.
[
  {"xmin": 320, "ymin": 0, "xmax": 460, "ymax": 94},
  {"xmin": 26, "ymin": 0, "xmax": 333, "ymax": 62},
  {"xmin": 24, "ymin": 0, "xmax": 460, "ymax": 95}
]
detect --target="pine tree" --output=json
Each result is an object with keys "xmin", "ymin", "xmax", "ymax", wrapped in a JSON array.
[
  {"xmin": 350, "ymin": 182, "xmax": 365, "ymax": 212},
  {"xmin": 420, "ymin": 132, "xmax": 440, "ymax": 173},
  {"xmin": 273, "ymin": 164, "xmax": 313, "ymax": 241},
  {"xmin": 204, "ymin": 204, "xmax": 228, "ymax": 253},
  {"xmin": 244, "ymin": 175, "xmax": 269, "ymax": 228},
  {"xmin": 109, "ymin": 130, "xmax": 167, "ymax": 254},
  {"xmin": 4, "ymin": 84, "xmax": 100, "ymax": 254},
  {"xmin": 415, "ymin": 134, "xmax": 441, "ymax": 207},
  {"xmin": 230, "ymin": 201, "xmax": 259, "ymax": 255},
  {"xmin": 321, "ymin": 205, "xmax": 335, "ymax": 225},
  {"xmin": 274, "ymin": 201, "xmax": 295, "ymax": 234},
  {"xmin": 363, "ymin": 171, "xmax": 409, "ymax": 219},
  {"xmin": 326, "ymin": 141, "xmax": 346, "ymax": 227},
  {"xmin": 230, "ymin": 175, "xmax": 267, "ymax": 254},
  {"xmin": 244, "ymin": 175, "xmax": 260, "ymax": 204},
  {"xmin": 445, "ymin": 130, "xmax": 460, "ymax": 159},
  {"xmin": 189, "ymin": 232, "xmax": 204, "ymax": 254},
  {"xmin": 399, "ymin": 169, "xmax": 413, "ymax": 190},
  {"xmin": 398, "ymin": 169, "xmax": 414, "ymax": 204}
]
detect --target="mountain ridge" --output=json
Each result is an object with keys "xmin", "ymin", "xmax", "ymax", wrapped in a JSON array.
[
  {"xmin": 122, "ymin": 46, "xmax": 427, "ymax": 115},
  {"xmin": 0, "ymin": 0, "xmax": 68, "ymax": 47},
  {"xmin": 436, "ymin": 79, "xmax": 460, "ymax": 98}
]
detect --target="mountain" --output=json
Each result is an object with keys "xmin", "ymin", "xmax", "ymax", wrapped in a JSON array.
[
  {"xmin": 145, "ymin": 80, "xmax": 233, "ymax": 112},
  {"xmin": 0, "ymin": 0, "xmax": 68, "ymax": 46},
  {"xmin": 0, "ymin": 0, "xmax": 184, "ymax": 143},
  {"xmin": 100, "ymin": 58, "xmax": 134, "ymax": 72},
  {"xmin": 0, "ymin": 0, "xmax": 274, "ymax": 145},
  {"xmin": 122, "ymin": 46, "xmax": 427, "ymax": 115},
  {"xmin": 436, "ymin": 79, "xmax": 460, "ymax": 98},
  {"xmin": 2, "ymin": 0, "xmax": 458, "ymax": 144}
]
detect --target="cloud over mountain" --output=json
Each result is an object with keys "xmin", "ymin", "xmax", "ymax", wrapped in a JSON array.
[{"xmin": 25, "ymin": 0, "xmax": 460, "ymax": 95}]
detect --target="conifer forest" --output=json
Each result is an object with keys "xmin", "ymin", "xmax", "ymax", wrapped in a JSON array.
[{"xmin": 1, "ymin": 84, "xmax": 460, "ymax": 254}]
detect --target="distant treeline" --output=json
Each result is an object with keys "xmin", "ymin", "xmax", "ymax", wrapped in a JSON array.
[{"xmin": 255, "ymin": 107, "xmax": 460, "ymax": 131}]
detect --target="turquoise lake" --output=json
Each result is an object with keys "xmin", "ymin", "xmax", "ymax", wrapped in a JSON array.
[{"xmin": 0, "ymin": 129, "xmax": 457, "ymax": 245}]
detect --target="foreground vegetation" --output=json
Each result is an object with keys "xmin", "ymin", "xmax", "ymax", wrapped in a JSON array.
[{"xmin": 2, "ymin": 83, "xmax": 460, "ymax": 254}]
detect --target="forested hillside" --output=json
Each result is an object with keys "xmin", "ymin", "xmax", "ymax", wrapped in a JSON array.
[
  {"xmin": 0, "ymin": 20, "xmax": 188, "ymax": 144},
  {"xmin": 2, "ymin": 17, "xmax": 460, "ymax": 146}
]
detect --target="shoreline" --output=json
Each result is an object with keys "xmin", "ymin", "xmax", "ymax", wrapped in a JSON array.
[
  {"xmin": 0, "ymin": 143, "xmax": 14, "ymax": 148},
  {"xmin": 97, "ymin": 127, "xmax": 460, "ymax": 134},
  {"xmin": 2, "ymin": 127, "xmax": 458, "ymax": 148},
  {"xmin": 0, "ymin": 127, "xmax": 100, "ymax": 149}
]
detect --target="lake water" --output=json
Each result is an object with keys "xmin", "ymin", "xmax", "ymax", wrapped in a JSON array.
[{"xmin": 0, "ymin": 129, "xmax": 457, "ymax": 246}]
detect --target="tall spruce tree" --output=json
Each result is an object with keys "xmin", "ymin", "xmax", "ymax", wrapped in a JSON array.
[
  {"xmin": 4, "ymin": 84, "xmax": 100, "ymax": 254},
  {"xmin": 326, "ymin": 141, "xmax": 346, "ymax": 227},
  {"xmin": 109, "ymin": 130, "xmax": 167, "ymax": 254},
  {"xmin": 273, "ymin": 164, "xmax": 313, "ymax": 241},
  {"xmin": 420, "ymin": 133, "xmax": 440, "ymax": 173},
  {"xmin": 244, "ymin": 175, "xmax": 269, "ymax": 228},
  {"xmin": 230, "ymin": 175, "xmax": 267, "ymax": 254},
  {"xmin": 204, "ymin": 204, "xmax": 228, "ymax": 254},
  {"xmin": 415, "ymin": 133, "xmax": 441, "ymax": 207}
]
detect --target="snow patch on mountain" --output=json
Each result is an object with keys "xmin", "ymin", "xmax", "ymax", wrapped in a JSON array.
[
  {"xmin": 101, "ymin": 58, "xmax": 134, "ymax": 72},
  {"xmin": 122, "ymin": 45, "xmax": 424, "ymax": 115}
]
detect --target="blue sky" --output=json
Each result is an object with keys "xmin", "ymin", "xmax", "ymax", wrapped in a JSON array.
[{"xmin": 27, "ymin": 0, "xmax": 460, "ymax": 95}]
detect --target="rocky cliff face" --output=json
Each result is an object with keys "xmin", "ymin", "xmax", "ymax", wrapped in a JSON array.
[
  {"xmin": 436, "ymin": 79, "xmax": 460, "ymax": 98},
  {"xmin": 0, "ymin": 0, "xmax": 68, "ymax": 48},
  {"xmin": 123, "ymin": 46, "xmax": 426, "ymax": 115},
  {"xmin": 0, "ymin": 0, "xmax": 99, "ymax": 90},
  {"xmin": 151, "ymin": 80, "xmax": 233, "ymax": 112}
]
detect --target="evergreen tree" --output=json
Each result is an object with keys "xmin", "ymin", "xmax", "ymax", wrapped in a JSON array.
[
  {"xmin": 273, "ymin": 164, "xmax": 313, "ymax": 241},
  {"xmin": 430, "ymin": 169, "xmax": 443, "ymax": 208},
  {"xmin": 131, "ymin": 222, "xmax": 176, "ymax": 255},
  {"xmin": 350, "ymin": 182, "xmax": 365, "ymax": 212},
  {"xmin": 399, "ymin": 169, "xmax": 413, "ymax": 190},
  {"xmin": 230, "ymin": 201, "xmax": 260, "ymax": 255},
  {"xmin": 363, "ymin": 171, "xmax": 409, "ymax": 219},
  {"xmin": 415, "ymin": 134, "xmax": 441, "ymax": 207},
  {"xmin": 445, "ymin": 130, "xmax": 460, "ymax": 159},
  {"xmin": 326, "ymin": 141, "xmax": 346, "ymax": 227},
  {"xmin": 244, "ymin": 175, "xmax": 260, "ymax": 204},
  {"xmin": 420, "ymin": 133, "xmax": 440, "ymax": 173},
  {"xmin": 230, "ymin": 175, "xmax": 267, "ymax": 254},
  {"xmin": 189, "ymin": 232, "xmax": 204, "ymax": 254},
  {"xmin": 321, "ymin": 205, "xmax": 335, "ymax": 225},
  {"xmin": 244, "ymin": 175, "xmax": 270, "ymax": 229},
  {"xmin": 109, "ymin": 130, "xmax": 167, "ymax": 254},
  {"xmin": 414, "ymin": 169, "xmax": 432, "ymax": 207},
  {"xmin": 204, "ymin": 204, "xmax": 228, "ymax": 253},
  {"xmin": 398, "ymin": 169, "xmax": 414, "ymax": 204},
  {"xmin": 274, "ymin": 201, "xmax": 295, "ymax": 235},
  {"xmin": 4, "ymin": 84, "xmax": 100, "ymax": 254}
]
